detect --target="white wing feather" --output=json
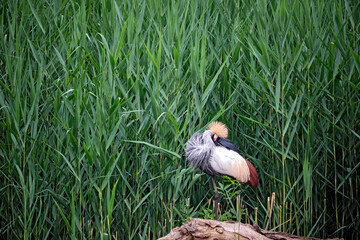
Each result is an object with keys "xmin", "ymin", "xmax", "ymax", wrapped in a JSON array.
[{"xmin": 210, "ymin": 146, "xmax": 250, "ymax": 182}]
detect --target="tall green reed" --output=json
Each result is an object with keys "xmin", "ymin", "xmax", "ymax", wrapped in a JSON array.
[{"xmin": 0, "ymin": 0, "xmax": 359, "ymax": 239}]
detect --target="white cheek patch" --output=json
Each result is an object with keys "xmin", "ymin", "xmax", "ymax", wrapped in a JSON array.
[{"xmin": 210, "ymin": 147, "xmax": 250, "ymax": 183}]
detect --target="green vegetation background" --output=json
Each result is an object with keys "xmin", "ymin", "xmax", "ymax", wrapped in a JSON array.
[{"xmin": 1, "ymin": 0, "xmax": 359, "ymax": 239}]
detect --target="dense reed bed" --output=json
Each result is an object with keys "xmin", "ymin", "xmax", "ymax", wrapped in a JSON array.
[{"xmin": 1, "ymin": 0, "xmax": 359, "ymax": 239}]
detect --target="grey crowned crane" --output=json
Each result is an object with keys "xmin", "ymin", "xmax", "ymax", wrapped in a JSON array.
[{"xmin": 185, "ymin": 121, "xmax": 258, "ymax": 220}]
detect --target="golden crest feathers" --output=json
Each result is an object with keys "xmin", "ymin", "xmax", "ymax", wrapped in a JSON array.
[{"xmin": 208, "ymin": 121, "xmax": 228, "ymax": 138}]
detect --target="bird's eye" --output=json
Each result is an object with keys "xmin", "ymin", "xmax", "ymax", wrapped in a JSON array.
[{"xmin": 211, "ymin": 135, "xmax": 216, "ymax": 142}]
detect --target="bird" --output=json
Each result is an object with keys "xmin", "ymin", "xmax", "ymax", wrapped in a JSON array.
[{"xmin": 185, "ymin": 121, "xmax": 258, "ymax": 220}]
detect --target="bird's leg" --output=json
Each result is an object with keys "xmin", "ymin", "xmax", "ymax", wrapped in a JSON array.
[{"xmin": 211, "ymin": 176, "xmax": 219, "ymax": 220}]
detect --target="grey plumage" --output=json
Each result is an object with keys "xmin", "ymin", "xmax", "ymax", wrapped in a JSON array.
[{"xmin": 185, "ymin": 130, "xmax": 218, "ymax": 176}]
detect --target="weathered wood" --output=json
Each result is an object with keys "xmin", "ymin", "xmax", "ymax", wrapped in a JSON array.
[{"xmin": 158, "ymin": 218, "xmax": 343, "ymax": 240}]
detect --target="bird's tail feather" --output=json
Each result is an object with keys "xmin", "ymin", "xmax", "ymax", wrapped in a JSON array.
[{"xmin": 244, "ymin": 160, "xmax": 259, "ymax": 188}]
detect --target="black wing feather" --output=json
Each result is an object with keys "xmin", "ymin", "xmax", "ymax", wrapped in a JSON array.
[{"xmin": 214, "ymin": 137, "xmax": 241, "ymax": 154}]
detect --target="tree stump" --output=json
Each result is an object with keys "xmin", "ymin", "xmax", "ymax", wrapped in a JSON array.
[{"xmin": 158, "ymin": 218, "xmax": 343, "ymax": 240}]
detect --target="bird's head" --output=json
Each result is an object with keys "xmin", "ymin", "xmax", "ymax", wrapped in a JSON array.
[{"xmin": 207, "ymin": 121, "xmax": 228, "ymax": 142}]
